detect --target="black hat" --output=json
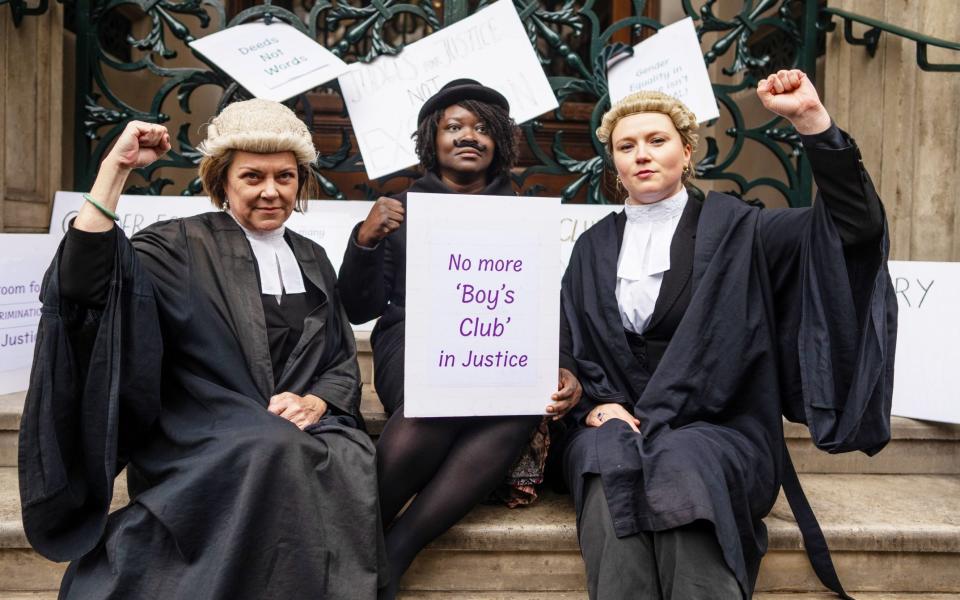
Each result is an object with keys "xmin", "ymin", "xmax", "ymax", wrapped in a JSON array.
[{"xmin": 416, "ymin": 78, "xmax": 510, "ymax": 125}]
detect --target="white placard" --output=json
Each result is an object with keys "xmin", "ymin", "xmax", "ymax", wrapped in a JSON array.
[
  {"xmin": 889, "ymin": 260, "xmax": 960, "ymax": 424},
  {"xmin": 189, "ymin": 21, "xmax": 348, "ymax": 102},
  {"xmin": 607, "ymin": 17, "xmax": 720, "ymax": 123},
  {"xmin": 47, "ymin": 192, "xmax": 371, "ymax": 268},
  {"xmin": 404, "ymin": 193, "xmax": 561, "ymax": 417},
  {"xmin": 0, "ymin": 235, "xmax": 60, "ymax": 394},
  {"xmin": 338, "ymin": 0, "xmax": 558, "ymax": 180}
]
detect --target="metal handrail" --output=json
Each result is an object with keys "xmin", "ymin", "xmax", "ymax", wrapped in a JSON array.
[
  {"xmin": 1, "ymin": 0, "xmax": 49, "ymax": 26},
  {"xmin": 820, "ymin": 6, "xmax": 960, "ymax": 72}
]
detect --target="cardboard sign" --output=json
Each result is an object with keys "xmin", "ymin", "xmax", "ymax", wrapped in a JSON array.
[
  {"xmin": 607, "ymin": 17, "xmax": 720, "ymax": 123},
  {"xmin": 189, "ymin": 21, "xmax": 348, "ymax": 102},
  {"xmin": 338, "ymin": 0, "xmax": 558, "ymax": 179},
  {"xmin": 888, "ymin": 260, "xmax": 960, "ymax": 424},
  {"xmin": 404, "ymin": 193, "xmax": 561, "ymax": 416}
]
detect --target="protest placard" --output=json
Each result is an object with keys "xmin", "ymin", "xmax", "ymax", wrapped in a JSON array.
[
  {"xmin": 189, "ymin": 21, "xmax": 348, "ymax": 102},
  {"xmin": 0, "ymin": 235, "xmax": 60, "ymax": 395},
  {"xmin": 338, "ymin": 0, "xmax": 558, "ymax": 180},
  {"xmin": 607, "ymin": 17, "xmax": 719, "ymax": 123},
  {"xmin": 404, "ymin": 193, "xmax": 561, "ymax": 417},
  {"xmin": 889, "ymin": 260, "xmax": 960, "ymax": 424}
]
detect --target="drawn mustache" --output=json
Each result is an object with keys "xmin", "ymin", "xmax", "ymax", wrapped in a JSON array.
[{"xmin": 453, "ymin": 139, "xmax": 487, "ymax": 152}]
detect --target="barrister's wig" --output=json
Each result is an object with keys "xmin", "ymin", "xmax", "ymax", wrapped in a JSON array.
[
  {"xmin": 198, "ymin": 98, "xmax": 317, "ymax": 165},
  {"xmin": 596, "ymin": 91, "xmax": 700, "ymax": 159},
  {"xmin": 197, "ymin": 99, "xmax": 317, "ymax": 210}
]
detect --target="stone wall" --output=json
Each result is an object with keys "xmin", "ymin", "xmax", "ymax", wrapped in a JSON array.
[{"xmin": 824, "ymin": 0, "xmax": 960, "ymax": 261}]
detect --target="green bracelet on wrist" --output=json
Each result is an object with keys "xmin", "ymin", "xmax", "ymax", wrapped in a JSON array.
[{"xmin": 82, "ymin": 193, "xmax": 120, "ymax": 221}]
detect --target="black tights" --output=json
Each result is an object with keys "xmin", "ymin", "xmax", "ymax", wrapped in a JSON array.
[{"xmin": 376, "ymin": 409, "xmax": 539, "ymax": 599}]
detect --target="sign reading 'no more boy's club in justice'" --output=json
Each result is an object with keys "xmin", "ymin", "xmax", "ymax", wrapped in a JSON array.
[{"xmin": 404, "ymin": 194, "xmax": 561, "ymax": 417}]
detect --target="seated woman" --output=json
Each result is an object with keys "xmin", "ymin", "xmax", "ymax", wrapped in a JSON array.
[
  {"xmin": 338, "ymin": 79, "xmax": 580, "ymax": 598},
  {"xmin": 19, "ymin": 100, "xmax": 384, "ymax": 599},
  {"xmin": 561, "ymin": 70, "xmax": 895, "ymax": 599}
]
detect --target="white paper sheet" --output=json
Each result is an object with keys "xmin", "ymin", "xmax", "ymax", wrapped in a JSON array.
[
  {"xmin": 189, "ymin": 21, "xmax": 348, "ymax": 102},
  {"xmin": 607, "ymin": 17, "xmax": 720, "ymax": 123},
  {"xmin": 404, "ymin": 193, "xmax": 561, "ymax": 416},
  {"xmin": 338, "ymin": 0, "xmax": 558, "ymax": 179}
]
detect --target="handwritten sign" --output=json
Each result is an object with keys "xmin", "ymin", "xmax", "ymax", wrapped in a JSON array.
[
  {"xmin": 338, "ymin": 0, "xmax": 558, "ymax": 180},
  {"xmin": 189, "ymin": 21, "xmax": 348, "ymax": 102},
  {"xmin": 404, "ymin": 193, "xmax": 561, "ymax": 416},
  {"xmin": 607, "ymin": 17, "xmax": 720, "ymax": 123},
  {"xmin": 889, "ymin": 260, "xmax": 960, "ymax": 424},
  {"xmin": 0, "ymin": 234, "xmax": 60, "ymax": 395}
]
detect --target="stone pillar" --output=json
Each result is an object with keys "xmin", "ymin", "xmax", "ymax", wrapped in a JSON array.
[
  {"xmin": 825, "ymin": 0, "xmax": 960, "ymax": 261},
  {"xmin": 0, "ymin": 3, "xmax": 65, "ymax": 232}
]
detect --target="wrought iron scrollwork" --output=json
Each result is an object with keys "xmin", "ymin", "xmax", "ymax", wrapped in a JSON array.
[{"xmin": 67, "ymin": 0, "xmax": 955, "ymax": 207}]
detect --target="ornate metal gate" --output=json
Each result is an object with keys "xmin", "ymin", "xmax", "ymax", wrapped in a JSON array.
[{"xmin": 9, "ymin": 0, "xmax": 959, "ymax": 205}]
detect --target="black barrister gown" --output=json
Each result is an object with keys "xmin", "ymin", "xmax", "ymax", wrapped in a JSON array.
[
  {"xmin": 19, "ymin": 211, "xmax": 384, "ymax": 599},
  {"xmin": 561, "ymin": 128, "xmax": 896, "ymax": 597},
  {"xmin": 338, "ymin": 170, "xmax": 515, "ymax": 413}
]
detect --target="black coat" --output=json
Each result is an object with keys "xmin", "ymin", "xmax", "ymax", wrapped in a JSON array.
[
  {"xmin": 19, "ymin": 212, "xmax": 383, "ymax": 599},
  {"xmin": 561, "ymin": 136, "xmax": 896, "ymax": 596}
]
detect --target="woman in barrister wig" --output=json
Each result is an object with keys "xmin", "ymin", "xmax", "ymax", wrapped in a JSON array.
[
  {"xmin": 19, "ymin": 99, "xmax": 385, "ymax": 599},
  {"xmin": 338, "ymin": 79, "xmax": 581, "ymax": 598},
  {"xmin": 560, "ymin": 69, "xmax": 896, "ymax": 599}
]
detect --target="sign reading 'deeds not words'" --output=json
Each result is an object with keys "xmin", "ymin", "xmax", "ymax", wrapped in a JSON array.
[
  {"xmin": 404, "ymin": 193, "xmax": 561, "ymax": 417},
  {"xmin": 606, "ymin": 17, "xmax": 720, "ymax": 123},
  {"xmin": 338, "ymin": 0, "xmax": 559, "ymax": 180},
  {"xmin": 189, "ymin": 21, "xmax": 348, "ymax": 102}
]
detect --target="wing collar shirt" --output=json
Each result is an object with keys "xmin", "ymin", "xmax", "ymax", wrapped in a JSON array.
[
  {"xmin": 616, "ymin": 187, "xmax": 688, "ymax": 334},
  {"xmin": 231, "ymin": 214, "xmax": 306, "ymax": 302}
]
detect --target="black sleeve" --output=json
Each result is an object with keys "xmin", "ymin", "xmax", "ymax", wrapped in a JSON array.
[
  {"xmin": 800, "ymin": 123, "xmax": 884, "ymax": 246},
  {"xmin": 337, "ymin": 222, "xmax": 393, "ymax": 324},
  {"xmin": 59, "ymin": 224, "xmax": 118, "ymax": 308},
  {"xmin": 559, "ymin": 305, "xmax": 578, "ymax": 376}
]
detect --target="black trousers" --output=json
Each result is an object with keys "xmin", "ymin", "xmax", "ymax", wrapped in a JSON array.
[{"xmin": 578, "ymin": 476, "xmax": 742, "ymax": 600}]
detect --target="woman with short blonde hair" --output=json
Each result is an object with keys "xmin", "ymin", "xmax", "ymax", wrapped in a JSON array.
[{"xmin": 560, "ymin": 70, "xmax": 895, "ymax": 599}]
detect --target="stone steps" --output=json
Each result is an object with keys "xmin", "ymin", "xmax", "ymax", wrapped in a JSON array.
[
  {"xmin": 0, "ymin": 466, "xmax": 957, "ymax": 594},
  {"xmin": 5, "ymin": 397, "xmax": 959, "ymax": 474},
  {"xmin": 6, "ymin": 334, "xmax": 960, "ymax": 475},
  {"xmin": 3, "ymin": 331, "xmax": 959, "ymax": 596},
  {"xmin": 6, "ymin": 594, "xmax": 960, "ymax": 600}
]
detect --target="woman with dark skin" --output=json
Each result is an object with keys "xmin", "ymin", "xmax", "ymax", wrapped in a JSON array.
[{"xmin": 339, "ymin": 79, "xmax": 582, "ymax": 599}]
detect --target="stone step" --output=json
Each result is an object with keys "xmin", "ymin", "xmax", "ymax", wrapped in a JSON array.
[
  {"xmin": 5, "ymin": 390, "xmax": 959, "ymax": 475},
  {"xmin": 5, "ymin": 594, "xmax": 960, "ymax": 600},
  {"xmin": 0, "ymin": 468, "xmax": 956, "ymax": 594}
]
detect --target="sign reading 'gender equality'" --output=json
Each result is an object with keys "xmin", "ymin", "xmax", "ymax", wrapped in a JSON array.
[
  {"xmin": 189, "ymin": 21, "xmax": 348, "ymax": 102},
  {"xmin": 606, "ymin": 17, "xmax": 720, "ymax": 123},
  {"xmin": 339, "ymin": 0, "xmax": 558, "ymax": 180},
  {"xmin": 404, "ymin": 193, "xmax": 561, "ymax": 417}
]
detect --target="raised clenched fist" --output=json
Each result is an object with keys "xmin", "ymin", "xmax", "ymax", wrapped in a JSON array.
[{"xmin": 356, "ymin": 196, "xmax": 405, "ymax": 248}]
